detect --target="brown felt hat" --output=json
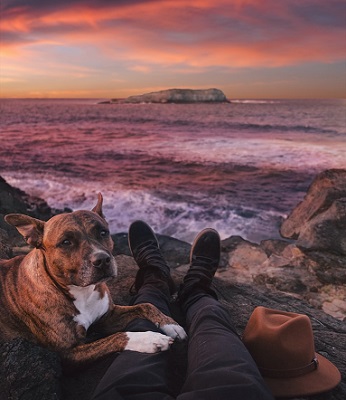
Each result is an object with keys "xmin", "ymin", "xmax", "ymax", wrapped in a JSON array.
[{"xmin": 243, "ymin": 306, "xmax": 341, "ymax": 398}]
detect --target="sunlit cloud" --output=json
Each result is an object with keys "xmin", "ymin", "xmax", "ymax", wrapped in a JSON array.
[
  {"xmin": 1, "ymin": 0, "xmax": 345, "ymax": 98},
  {"xmin": 130, "ymin": 65, "xmax": 152, "ymax": 73}
]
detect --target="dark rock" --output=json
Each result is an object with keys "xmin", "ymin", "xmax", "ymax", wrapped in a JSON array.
[
  {"xmin": 0, "ymin": 228, "xmax": 12, "ymax": 259},
  {"xmin": 0, "ymin": 176, "xmax": 69, "ymax": 250},
  {"xmin": 0, "ymin": 176, "xmax": 30, "ymax": 215},
  {"xmin": 0, "ymin": 338, "xmax": 61, "ymax": 400},
  {"xmin": 109, "ymin": 88, "xmax": 229, "ymax": 104},
  {"xmin": 112, "ymin": 232, "xmax": 130, "ymax": 256},
  {"xmin": 301, "ymin": 249, "xmax": 346, "ymax": 285},
  {"xmin": 221, "ymin": 235, "xmax": 247, "ymax": 252},
  {"xmin": 112, "ymin": 232, "xmax": 190, "ymax": 268},
  {"xmin": 0, "ymin": 176, "xmax": 56, "ymax": 221},
  {"xmin": 297, "ymin": 198, "xmax": 346, "ymax": 254},
  {"xmin": 280, "ymin": 169, "xmax": 346, "ymax": 255}
]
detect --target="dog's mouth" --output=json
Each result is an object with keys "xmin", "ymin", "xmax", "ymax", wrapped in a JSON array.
[
  {"xmin": 77, "ymin": 273, "xmax": 114, "ymax": 287},
  {"xmin": 92, "ymin": 264, "xmax": 117, "ymax": 283},
  {"xmin": 75, "ymin": 260, "xmax": 117, "ymax": 287},
  {"xmin": 94, "ymin": 272, "xmax": 115, "ymax": 283}
]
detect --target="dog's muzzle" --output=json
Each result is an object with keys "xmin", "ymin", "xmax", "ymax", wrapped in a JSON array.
[{"xmin": 91, "ymin": 251, "xmax": 117, "ymax": 278}]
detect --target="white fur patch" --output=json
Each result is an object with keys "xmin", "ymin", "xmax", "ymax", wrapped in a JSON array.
[
  {"xmin": 161, "ymin": 324, "xmax": 188, "ymax": 340},
  {"xmin": 68, "ymin": 284, "xmax": 109, "ymax": 330},
  {"xmin": 125, "ymin": 331, "xmax": 174, "ymax": 353}
]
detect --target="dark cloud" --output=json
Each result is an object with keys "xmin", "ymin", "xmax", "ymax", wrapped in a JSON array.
[
  {"xmin": 1, "ymin": 0, "xmax": 156, "ymax": 14},
  {"xmin": 0, "ymin": 30, "xmax": 32, "ymax": 46},
  {"xmin": 291, "ymin": 0, "xmax": 345, "ymax": 28}
]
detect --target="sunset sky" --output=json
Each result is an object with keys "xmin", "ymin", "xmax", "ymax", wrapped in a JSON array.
[{"xmin": 1, "ymin": 0, "xmax": 345, "ymax": 99}]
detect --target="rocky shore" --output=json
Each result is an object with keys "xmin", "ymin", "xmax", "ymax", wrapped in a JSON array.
[
  {"xmin": 0, "ymin": 169, "xmax": 345, "ymax": 400},
  {"xmin": 101, "ymin": 88, "xmax": 229, "ymax": 104}
]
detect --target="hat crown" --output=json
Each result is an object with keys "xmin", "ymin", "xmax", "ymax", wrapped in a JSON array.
[
  {"xmin": 243, "ymin": 307, "xmax": 316, "ymax": 373},
  {"xmin": 243, "ymin": 306, "xmax": 341, "ymax": 397}
]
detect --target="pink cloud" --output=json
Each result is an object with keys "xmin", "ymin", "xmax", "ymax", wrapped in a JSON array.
[
  {"xmin": 2, "ymin": 0, "xmax": 344, "ymax": 65},
  {"xmin": 1, "ymin": 0, "xmax": 344, "ymax": 97}
]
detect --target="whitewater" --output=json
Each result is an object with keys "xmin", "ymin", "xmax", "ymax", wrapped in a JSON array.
[{"xmin": 1, "ymin": 98, "xmax": 345, "ymax": 243}]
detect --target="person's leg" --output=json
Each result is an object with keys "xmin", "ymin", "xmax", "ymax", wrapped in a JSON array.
[
  {"xmin": 177, "ymin": 229, "xmax": 274, "ymax": 400},
  {"xmin": 92, "ymin": 221, "xmax": 178, "ymax": 400},
  {"xmin": 179, "ymin": 295, "xmax": 274, "ymax": 400}
]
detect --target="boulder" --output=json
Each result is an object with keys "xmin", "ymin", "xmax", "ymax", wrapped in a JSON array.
[
  {"xmin": 112, "ymin": 232, "xmax": 191, "ymax": 267},
  {"xmin": 0, "ymin": 176, "xmax": 70, "ymax": 251},
  {"xmin": 280, "ymin": 169, "xmax": 346, "ymax": 255},
  {"xmin": 0, "ymin": 339, "xmax": 61, "ymax": 400},
  {"xmin": 111, "ymin": 88, "xmax": 229, "ymax": 104},
  {"xmin": 0, "ymin": 176, "xmax": 61, "ymax": 222},
  {"xmin": 0, "ymin": 228, "xmax": 12, "ymax": 259}
]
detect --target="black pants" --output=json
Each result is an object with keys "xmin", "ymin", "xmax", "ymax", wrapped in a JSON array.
[{"xmin": 92, "ymin": 284, "xmax": 274, "ymax": 400}]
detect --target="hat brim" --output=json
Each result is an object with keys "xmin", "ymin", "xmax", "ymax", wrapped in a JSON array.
[{"xmin": 263, "ymin": 353, "xmax": 341, "ymax": 398}]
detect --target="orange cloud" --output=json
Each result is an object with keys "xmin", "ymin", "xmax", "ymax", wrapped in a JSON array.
[{"xmin": 1, "ymin": 0, "xmax": 345, "ymax": 98}]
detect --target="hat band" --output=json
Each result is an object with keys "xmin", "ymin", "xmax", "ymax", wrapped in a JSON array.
[{"xmin": 260, "ymin": 356, "xmax": 319, "ymax": 379}]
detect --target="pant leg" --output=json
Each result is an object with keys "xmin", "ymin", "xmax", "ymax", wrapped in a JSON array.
[
  {"xmin": 177, "ymin": 294, "xmax": 274, "ymax": 400},
  {"xmin": 92, "ymin": 282, "xmax": 176, "ymax": 400}
]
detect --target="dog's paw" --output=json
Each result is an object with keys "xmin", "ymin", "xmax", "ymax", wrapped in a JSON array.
[
  {"xmin": 125, "ymin": 331, "xmax": 174, "ymax": 353},
  {"xmin": 161, "ymin": 324, "xmax": 187, "ymax": 341}
]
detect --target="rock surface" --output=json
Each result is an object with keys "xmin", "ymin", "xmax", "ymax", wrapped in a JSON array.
[
  {"xmin": 1, "ymin": 254, "xmax": 344, "ymax": 400},
  {"xmin": 108, "ymin": 88, "xmax": 229, "ymax": 104},
  {"xmin": 0, "ymin": 339, "xmax": 61, "ymax": 400},
  {"xmin": 280, "ymin": 169, "xmax": 346, "ymax": 255},
  {"xmin": 0, "ymin": 171, "xmax": 345, "ymax": 399},
  {"xmin": 0, "ymin": 176, "xmax": 70, "ymax": 253}
]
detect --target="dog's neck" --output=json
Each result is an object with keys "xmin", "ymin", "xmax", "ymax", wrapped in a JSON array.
[{"xmin": 68, "ymin": 284, "xmax": 110, "ymax": 331}]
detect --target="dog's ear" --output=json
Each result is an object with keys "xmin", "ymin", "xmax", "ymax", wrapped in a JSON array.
[
  {"xmin": 92, "ymin": 193, "xmax": 105, "ymax": 218},
  {"xmin": 5, "ymin": 214, "xmax": 45, "ymax": 248}
]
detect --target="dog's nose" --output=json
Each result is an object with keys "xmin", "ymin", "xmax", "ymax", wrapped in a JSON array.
[{"xmin": 92, "ymin": 252, "xmax": 111, "ymax": 269}]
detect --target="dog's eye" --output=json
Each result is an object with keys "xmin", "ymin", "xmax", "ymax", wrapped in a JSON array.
[
  {"xmin": 61, "ymin": 239, "xmax": 72, "ymax": 246},
  {"xmin": 100, "ymin": 229, "xmax": 109, "ymax": 238}
]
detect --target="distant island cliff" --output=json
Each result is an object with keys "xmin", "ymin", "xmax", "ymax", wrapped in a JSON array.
[{"xmin": 101, "ymin": 88, "xmax": 230, "ymax": 104}]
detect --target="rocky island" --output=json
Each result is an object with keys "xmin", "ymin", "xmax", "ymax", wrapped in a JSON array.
[
  {"xmin": 101, "ymin": 88, "xmax": 230, "ymax": 104},
  {"xmin": 0, "ymin": 169, "xmax": 345, "ymax": 399}
]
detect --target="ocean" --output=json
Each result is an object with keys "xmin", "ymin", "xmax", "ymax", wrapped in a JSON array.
[{"xmin": 0, "ymin": 98, "xmax": 345, "ymax": 243}]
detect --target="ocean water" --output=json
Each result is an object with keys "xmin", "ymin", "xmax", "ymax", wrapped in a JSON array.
[{"xmin": 0, "ymin": 98, "xmax": 345, "ymax": 243}]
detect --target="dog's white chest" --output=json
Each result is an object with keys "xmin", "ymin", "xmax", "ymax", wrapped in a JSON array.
[{"xmin": 68, "ymin": 285, "xmax": 109, "ymax": 331}]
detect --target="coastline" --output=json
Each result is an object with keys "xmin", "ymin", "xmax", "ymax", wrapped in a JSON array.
[
  {"xmin": 0, "ymin": 170, "xmax": 345, "ymax": 399},
  {"xmin": 1, "ymin": 170, "xmax": 345, "ymax": 320}
]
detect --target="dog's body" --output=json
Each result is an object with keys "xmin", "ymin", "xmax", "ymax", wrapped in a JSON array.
[{"xmin": 0, "ymin": 194, "xmax": 186, "ymax": 368}]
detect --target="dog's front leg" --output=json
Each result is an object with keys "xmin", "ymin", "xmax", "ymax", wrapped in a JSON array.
[
  {"xmin": 63, "ymin": 330, "xmax": 174, "ymax": 369},
  {"xmin": 101, "ymin": 303, "xmax": 187, "ymax": 341}
]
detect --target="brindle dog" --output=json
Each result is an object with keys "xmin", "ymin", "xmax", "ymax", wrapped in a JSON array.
[{"xmin": 0, "ymin": 194, "xmax": 186, "ymax": 368}]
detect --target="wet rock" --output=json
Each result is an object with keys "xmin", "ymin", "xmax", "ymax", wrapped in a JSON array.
[
  {"xmin": 0, "ymin": 176, "xmax": 70, "ymax": 249},
  {"xmin": 280, "ymin": 169, "xmax": 346, "ymax": 255},
  {"xmin": 0, "ymin": 176, "xmax": 57, "ymax": 221}
]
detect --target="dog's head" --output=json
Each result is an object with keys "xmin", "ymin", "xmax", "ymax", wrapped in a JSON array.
[{"xmin": 5, "ymin": 193, "xmax": 117, "ymax": 287}]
